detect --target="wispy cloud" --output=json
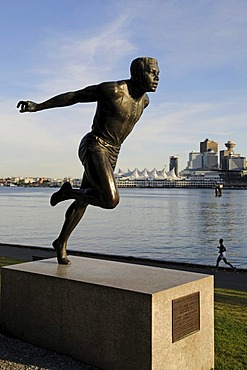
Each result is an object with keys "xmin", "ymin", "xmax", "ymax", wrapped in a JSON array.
[
  {"xmin": 120, "ymin": 0, "xmax": 247, "ymax": 74},
  {"xmin": 31, "ymin": 13, "xmax": 136, "ymax": 95}
]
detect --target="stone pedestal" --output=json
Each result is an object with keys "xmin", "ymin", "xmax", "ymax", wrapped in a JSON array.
[{"xmin": 0, "ymin": 256, "xmax": 214, "ymax": 370}]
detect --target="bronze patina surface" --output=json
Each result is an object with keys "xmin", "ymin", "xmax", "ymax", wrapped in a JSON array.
[
  {"xmin": 172, "ymin": 291, "xmax": 200, "ymax": 342},
  {"xmin": 17, "ymin": 57, "xmax": 159, "ymax": 264}
]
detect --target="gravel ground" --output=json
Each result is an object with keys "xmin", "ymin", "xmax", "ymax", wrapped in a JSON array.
[{"xmin": 0, "ymin": 332, "xmax": 100, "ymax": 370}]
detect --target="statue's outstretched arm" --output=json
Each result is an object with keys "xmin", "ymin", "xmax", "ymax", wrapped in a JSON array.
[{"xmin": 17, "ymin": 85, "xmax": 98, "ymax": 113}]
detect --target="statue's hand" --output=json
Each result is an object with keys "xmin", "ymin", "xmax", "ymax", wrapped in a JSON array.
[{"xmin": 17, "ymin": 100, "xmax": 38, "ymax": 113}]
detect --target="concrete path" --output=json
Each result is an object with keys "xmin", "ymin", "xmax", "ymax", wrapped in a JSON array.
[{"xmin": 1, "ymin": 243, "xmax": 246, "ymax": 291}]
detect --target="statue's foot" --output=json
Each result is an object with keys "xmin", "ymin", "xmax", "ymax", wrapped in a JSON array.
[
  {"xmin": 50, "ymin": 182, "xmax": 72, "ymax": 207},
  {"xmin": 52, "ymin": 239, "xmax": 71, "ymax": 265}
]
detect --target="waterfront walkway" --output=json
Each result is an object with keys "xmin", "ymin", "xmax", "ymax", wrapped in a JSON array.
[
  {"xmin": 1, "ymin": 243, "xmax": 246, "ymax": 291},
  {"xmin": 0, "ymin": 243, "xmax": 246, "ymax": 369}
]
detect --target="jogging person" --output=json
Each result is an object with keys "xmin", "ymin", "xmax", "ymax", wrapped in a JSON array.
[{"xmin": 215, "ymin": 238, "xmax": 235, "ymax": 269}]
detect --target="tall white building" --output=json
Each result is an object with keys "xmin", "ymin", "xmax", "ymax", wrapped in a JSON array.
[
  {"xmin": 186, "ymin": 152, "xmax": 203, "ymax": 169},
  {"xmin": 202, "ymin": 150, "xmax": 218, "ymax": 169},
  {"xmin": 228, "ymin": 155, "xmax": 246, "ymax": 170}
]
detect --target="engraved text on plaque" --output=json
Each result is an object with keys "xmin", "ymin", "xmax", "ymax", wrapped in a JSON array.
[{"xmin": 172, "ymin": 292, "xmax": 200, "ymax": 342}]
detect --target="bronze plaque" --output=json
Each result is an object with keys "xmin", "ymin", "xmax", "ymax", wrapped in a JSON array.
[{"xmin": 172, "ymin": 292, "xmax": 200, "ymax": 342}]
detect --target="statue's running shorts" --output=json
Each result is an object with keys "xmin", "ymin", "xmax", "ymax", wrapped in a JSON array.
[{"xmin": 78, "ymin": 132, "xmax": 121, "ymax": 170}]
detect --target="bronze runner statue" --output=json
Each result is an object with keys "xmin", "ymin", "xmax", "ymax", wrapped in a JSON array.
[{"xmin": 17, "ymin": 57, "xmax": 160, "ymax": 264}]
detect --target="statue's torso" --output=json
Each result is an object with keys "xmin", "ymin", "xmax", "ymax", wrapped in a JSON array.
[{"xmin": 91, "ymin": 81, "xmax": 148, "ymax": 146}]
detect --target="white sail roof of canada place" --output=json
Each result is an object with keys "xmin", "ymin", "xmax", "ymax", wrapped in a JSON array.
[{"xmin": 115, "ymin": 167, "xmax": 181, "ymax": 180}]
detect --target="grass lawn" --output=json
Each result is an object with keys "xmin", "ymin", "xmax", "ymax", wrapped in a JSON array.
[
  {"xmin": 0, "ymin": 257, "xmax": 246, "ymax": 369},
  {"xmin": 214, "ymin": 288, "xmax": 247, "ymax": 370},
  {"xmin": 0, "ymin": 256, "xmax": 24, "ymax": 267}
]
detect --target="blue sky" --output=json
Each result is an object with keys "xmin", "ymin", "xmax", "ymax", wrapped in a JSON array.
[{"xmin": 1, "ymin": 0, "xmax": 246, "ymax": 178}]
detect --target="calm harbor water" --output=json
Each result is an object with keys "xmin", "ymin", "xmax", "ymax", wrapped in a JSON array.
[{"xmin": 0, "ymin": 186, "xmax": 246, "ymax": 268}]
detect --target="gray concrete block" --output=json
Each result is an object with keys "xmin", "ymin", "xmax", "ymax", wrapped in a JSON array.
[{"xmin": 1, "ymin": 257, "xmax": 214, "ymax": 370}]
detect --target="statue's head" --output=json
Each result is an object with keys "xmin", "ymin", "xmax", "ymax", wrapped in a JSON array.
[{"xmin": 130, "ymin": 57, "xmax": 159, "ymax": 92}]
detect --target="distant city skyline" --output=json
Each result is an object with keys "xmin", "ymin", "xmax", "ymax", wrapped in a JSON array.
[
  {"xmin": 1, "ymin": 1, "xmax": 247, "ymax": 178},
  {"xmin": 1, "ymin": 136, "xmax": 246, "ymax": 179}
]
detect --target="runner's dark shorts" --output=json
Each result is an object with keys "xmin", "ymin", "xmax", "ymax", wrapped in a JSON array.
[{"xmin": 78, "ymin": 132, "xmax": 121, "ymax": 170}]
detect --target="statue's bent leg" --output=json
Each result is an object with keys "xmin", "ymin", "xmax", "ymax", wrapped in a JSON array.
[
  {"xmin": 85, "ymin": 153, "xmax": 119, "ymax": 209},
  {"xmin": 51, "ymin": 149, "xmax": 119, "ymax": 265},
  {"xmin": 50, "ymin": 150, "xmax": 119, "ymax": 209},
  {"xmin": 53, "ymin": 200, "xmax": 87, "ymax": 265}
]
